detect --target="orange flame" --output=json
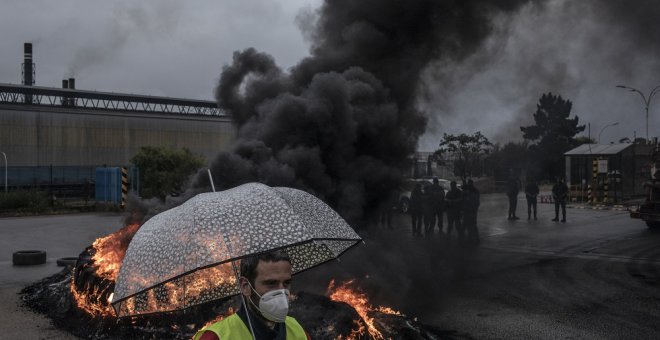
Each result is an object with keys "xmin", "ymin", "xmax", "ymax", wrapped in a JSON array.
[
  {"xmin": 91, "ymin": 223, "xmax": 141, "ymax": 281},
  {"xmin": 72, "ymin": 222, "xmax": 244, "ymax": 318},
  {"xmin": 70, "ymin": 277, "xmax": 116, "ymax": 317},
  {"xmin": 328, "ymin": 279, "xmax": 402, "ymax": 340}
]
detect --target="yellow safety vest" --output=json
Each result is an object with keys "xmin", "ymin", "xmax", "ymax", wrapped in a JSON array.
[{"xmin": 193, "ymin": 313, "xmax": 307, "ymax": 340}]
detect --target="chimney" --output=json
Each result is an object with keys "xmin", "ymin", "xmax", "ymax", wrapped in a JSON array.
[
  {"xmin": 22, "ymin": 43, "xmax": 34, "ymax": 86},
  {"xmin": 61, "ymin": 80, "xmax": 69, "ymax": 107},
  {"xmin": 68, "ymin": 78, "xmax": 76, "ymax": 106},
  {"xmin": 22, "ymin": 43, "xmax": 34, "ymax": 104}
]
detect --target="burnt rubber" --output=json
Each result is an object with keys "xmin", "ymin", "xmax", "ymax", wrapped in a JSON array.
[
  {"xmin": 56, "ymin": 257, "xmax": 79, "ymax": 267},
  {"xmin": 13, "ymin": 250, "xmax": 47, "ymax": 265}
]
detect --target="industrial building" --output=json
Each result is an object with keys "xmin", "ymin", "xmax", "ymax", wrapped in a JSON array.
[
  {"xmin": 564, "ymin": 142, "xmax": 656, "ymax": 202},
  {"xmin": 0, "ymin": 43, "xmax": 235, "ymax": 189}
]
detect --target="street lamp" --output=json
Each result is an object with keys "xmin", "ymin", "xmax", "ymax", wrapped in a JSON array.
[
  {"xmin": 616, "ymin": 84, "xmax": 660, "ymax": 140},
  {"xmin": 1, "ymin": 152, "xmax": 6, "ymax": 194},
  {"xmin": 598, "ymin": 122, "xmax": 619, "ymax": 144}
]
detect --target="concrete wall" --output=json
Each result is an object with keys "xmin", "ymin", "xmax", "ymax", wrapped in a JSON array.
[{"xmin": 0, "ymin": 104, "xmax": 235, "ymax": 167}]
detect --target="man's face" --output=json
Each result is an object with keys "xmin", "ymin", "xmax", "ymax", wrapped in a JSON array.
[{"xmin": 241, "ymin": 260, "xmax": 292, "ymax": 299}]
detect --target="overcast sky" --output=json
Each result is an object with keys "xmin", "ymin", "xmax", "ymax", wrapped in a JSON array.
[{"xmin": 1, "ymin": 0, "xmax": 659, "ymax": 150}]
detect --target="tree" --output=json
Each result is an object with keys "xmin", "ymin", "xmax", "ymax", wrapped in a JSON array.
[
  {"xmin": 131, "ymin": 146, "xmax": 205, "ymax": 200},
  {"xmin": 434, "ymin": 132, "xmax": 493, "ymax": 183},
  {"xmin": 485, "ymin": 141, "xmax": 529, "ymax": 181},
  {"xmin": 520, "ymin": 93, "xmax": 585, "ymax": 180}
]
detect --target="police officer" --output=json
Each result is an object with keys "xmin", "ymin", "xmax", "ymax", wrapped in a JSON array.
[
  {"xmin": 427, "ymin": 177, "xmax": 445, "ymax": 234},
  {"xmin": 462, "ymin": 179, "xmax": 480, "ymax": 246},
  {"xmin": 445, "ymin": 181, "xmax": 462, "ymax": 241},
  {"xmin": 552, "ymin": 177, "xmax": 568, "ymax": 223},
  {"xmin": 525, "ymin": 179, "xmax": 540, "ymax": 220},
  {"xmin": 506, "ymin": 170, "xmax": 521, "ymax": 220},
  {"xmin": 409, "ymin": 183, "xmax": 424, "ymax": 237}
]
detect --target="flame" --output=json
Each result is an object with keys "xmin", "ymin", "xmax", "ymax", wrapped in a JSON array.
[
  {"xmin": 70, "ymin": 278, "xmax": 115, "ymax": 317},
  {"xmin": 328, "ymin": 279, "xmax": 402, "ymax": 340},
  {"xmin": 72, "ymin": 221, "xmax": 242, "ymax": 317},
  {"xmin": 92, "ymin": 223, "xmax": 140, "ymax": 281}
]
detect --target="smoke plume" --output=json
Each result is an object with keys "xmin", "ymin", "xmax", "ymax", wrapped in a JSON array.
[
  {"xmin": 193, "ymin": 0, "xmax": 533, "ymax": 226},
  {"xmin": 419, "ymin": 0, "xmax": 660, "ymax": 148}
]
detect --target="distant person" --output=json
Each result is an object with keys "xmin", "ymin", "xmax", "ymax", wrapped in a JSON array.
[
  {"xmin": 506, "ymin": 171, "xmax": 521, "ymax": 220},
  {"xmin": 462, "ymin": 179, "xmax": 480, "ymax": 246},
  {"xmin": 525, "ymin": 180, "xmax": 540, "ymax": 220},
  {"xmin": 426, "ymin": 178, "xmax": 445, "ymax": 235},
  {"xmin": 422, "ymin": 184, "xmax": 435, "ymax": 236},
  {"xmin": 552, "ymin": 177, "xmax": 569, "ymax": 222},
  {"xmin": 445, "ymin": 181, "xmax": 463, "ymax": 242},
  {"xmin": 409, "ymin": 183, "xmax": 423, "ymax": 236}
]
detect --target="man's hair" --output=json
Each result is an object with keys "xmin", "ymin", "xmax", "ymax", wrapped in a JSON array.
[{"xmin": 240, "ymin": 250, "xmax": 292, "ymax": 286}]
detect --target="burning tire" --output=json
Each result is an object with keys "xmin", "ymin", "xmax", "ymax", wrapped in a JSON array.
[
  {"xmin": 13, "ymin": 250, "xmax": 47, "ymax": 265},
  {"xmin": 57, "ymin": 257, "xmax": 78, "ymax": 267}
]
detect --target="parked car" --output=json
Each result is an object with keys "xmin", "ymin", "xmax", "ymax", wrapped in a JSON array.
[{"xmin": 397, "ymin": 178, "xmax": 452, "ymax": 213}]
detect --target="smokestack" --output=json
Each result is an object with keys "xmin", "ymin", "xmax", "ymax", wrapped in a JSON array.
[
  {"xmin": 68, "ymin": 78, "xmax": 76, "ymax": 106},
  {"xmin": 22, "ymin": 43, "xmax": 34, "ymax": 104},
  {"xmin": 22, "ymin": 43, "xmax": 34, "ymax": 86},
  {"xmin": 61, "ymin": 80, "xmax": 69, "ymax": 107}
]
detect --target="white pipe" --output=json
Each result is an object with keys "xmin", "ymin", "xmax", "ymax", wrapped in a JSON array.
[{"xmin": 207, "ymin": 168, "xmax": 216, "ymax": 192}]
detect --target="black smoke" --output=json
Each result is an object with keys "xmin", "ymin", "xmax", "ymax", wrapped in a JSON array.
[
  {"xmin": 192, "ymin": 0, "xmax": 533, "ymax": 227},
  {"xmin": 419, "ymin": 0, "xmax": 660, "ymax": 147}
]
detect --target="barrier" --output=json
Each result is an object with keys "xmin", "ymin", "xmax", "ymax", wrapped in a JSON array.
[{"xmin": 539, "ymin": 194, "xmax": 554, "ymax": 204}]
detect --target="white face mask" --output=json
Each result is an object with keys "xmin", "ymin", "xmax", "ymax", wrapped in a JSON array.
[{"xmin": 246, "ymin": 281, "xmax": 290, "ymax": 323}]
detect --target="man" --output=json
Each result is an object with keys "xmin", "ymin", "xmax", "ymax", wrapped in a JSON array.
[
  {"xmin": 552, "ymin": 177, "xmax": 569, "ymax": 223},
  {"xmin": 409, "ymin": 183, "xmax": 424, "ymax": 237},
  {"xmin": 427, "ymin": 177, "xmax": 445, "ymax": 235},
  {"xmin": 525, "ymin": 179, "xmax": 540, "ymax": 220},
  {"xmin": 445, "ymin": 181, "xmax": 463, "ymax": 242},
  {"xmin": 461, "ymin": 179, "xmax": 480, "ymax": 246},
  {"xmin": 194, "ymin": 251, "xmax": 309, "ymax": 340},
  {"xmin": 421, "ymin": 184, "xmax": 435, "ymax": 236},
  {"xmin": 506, "ymin": 171, "xmax": 521, "ymax": 220}
]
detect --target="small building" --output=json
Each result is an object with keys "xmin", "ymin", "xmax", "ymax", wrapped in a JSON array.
[{"xmin": 564, "ymin": 143, "xmax": 655, "ymax": 202}]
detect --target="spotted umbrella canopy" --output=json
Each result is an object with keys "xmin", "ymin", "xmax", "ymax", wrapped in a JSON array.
[{"xmin": 111, "ymin": 182, "xmax": 361, "ymax": 317}]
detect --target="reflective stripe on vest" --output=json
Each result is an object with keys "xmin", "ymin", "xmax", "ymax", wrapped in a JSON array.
[{"xmin": 193, "ymin": 314, "xmax": 307, "ymax": 340}]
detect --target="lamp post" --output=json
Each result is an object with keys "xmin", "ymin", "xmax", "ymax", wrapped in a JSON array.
[
  {"xmin": 1, "ymin": 152, "xmax": 6, "ymax": 194},
  {"xmin": 598, "ymin": 122, "xmax": 619, "ymax": 144},
  {"xmin": 616, "ymin": 84, "xmax": 660, "ymax": 140}
]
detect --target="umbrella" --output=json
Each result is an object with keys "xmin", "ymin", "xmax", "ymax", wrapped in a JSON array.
[{"xmin": 111, "ymin": 182, "xmax": 362, "ymax": 317}]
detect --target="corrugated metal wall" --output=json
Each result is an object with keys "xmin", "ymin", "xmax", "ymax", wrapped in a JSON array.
[{"xmin": 0, "ymin": 104, "xmax": 235, "ymax": 167}]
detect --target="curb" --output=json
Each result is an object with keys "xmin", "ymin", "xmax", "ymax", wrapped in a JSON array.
[{"xmin": 567, "ymin": 204, "xmax": 630, "ymax": 211}]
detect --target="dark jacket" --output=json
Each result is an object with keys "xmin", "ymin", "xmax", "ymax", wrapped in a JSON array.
[
  {"xmin": 525, "ymin": 183, "xmax": 540, "ymax": 200},
  {"xmin": 552, "ymin": 182, "xmax": 568, "ymax": 202},
  {"xmin": 410, "ymin": 186, "xmax": 423, "ymax": 214},
  {"xmin": 462, "ymin": 185, "xmax": 480, "ymax": 212},
  {"xmin": 428, "ymin": 183, "xmax": 445, "ymax": 210},
  {"xmin": 445, "ymin": 188, "xmax": 462, "ymax": 213},
  {"xmin": 506, "ymin": 177, "xmax": 520, "ymax": 197}
]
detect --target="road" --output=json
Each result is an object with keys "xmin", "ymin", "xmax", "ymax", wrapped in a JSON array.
[
  {"xmin": 426, "ymin": 195, "xmax": 660, "ymax": 340},
  {"xmin": 0, "ymin": 213, "xmax": 125, "ymax": 339},
  {"xmin": 318, "ymin": 193, "xmax": 660, "ymax": 340},
  {"xmin": 0, "ymin": 195, "xmax": 659, "ymax": 339}
]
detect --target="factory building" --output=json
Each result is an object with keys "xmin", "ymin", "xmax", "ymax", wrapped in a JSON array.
[{"xmin": 0, "ymin": 43, "xmax": 235, "ymax": 188}]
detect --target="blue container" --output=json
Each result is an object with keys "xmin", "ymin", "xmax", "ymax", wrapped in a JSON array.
[{"xmin": 95, "ymin": 167, "xmax": 122, "ymax": 204}]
